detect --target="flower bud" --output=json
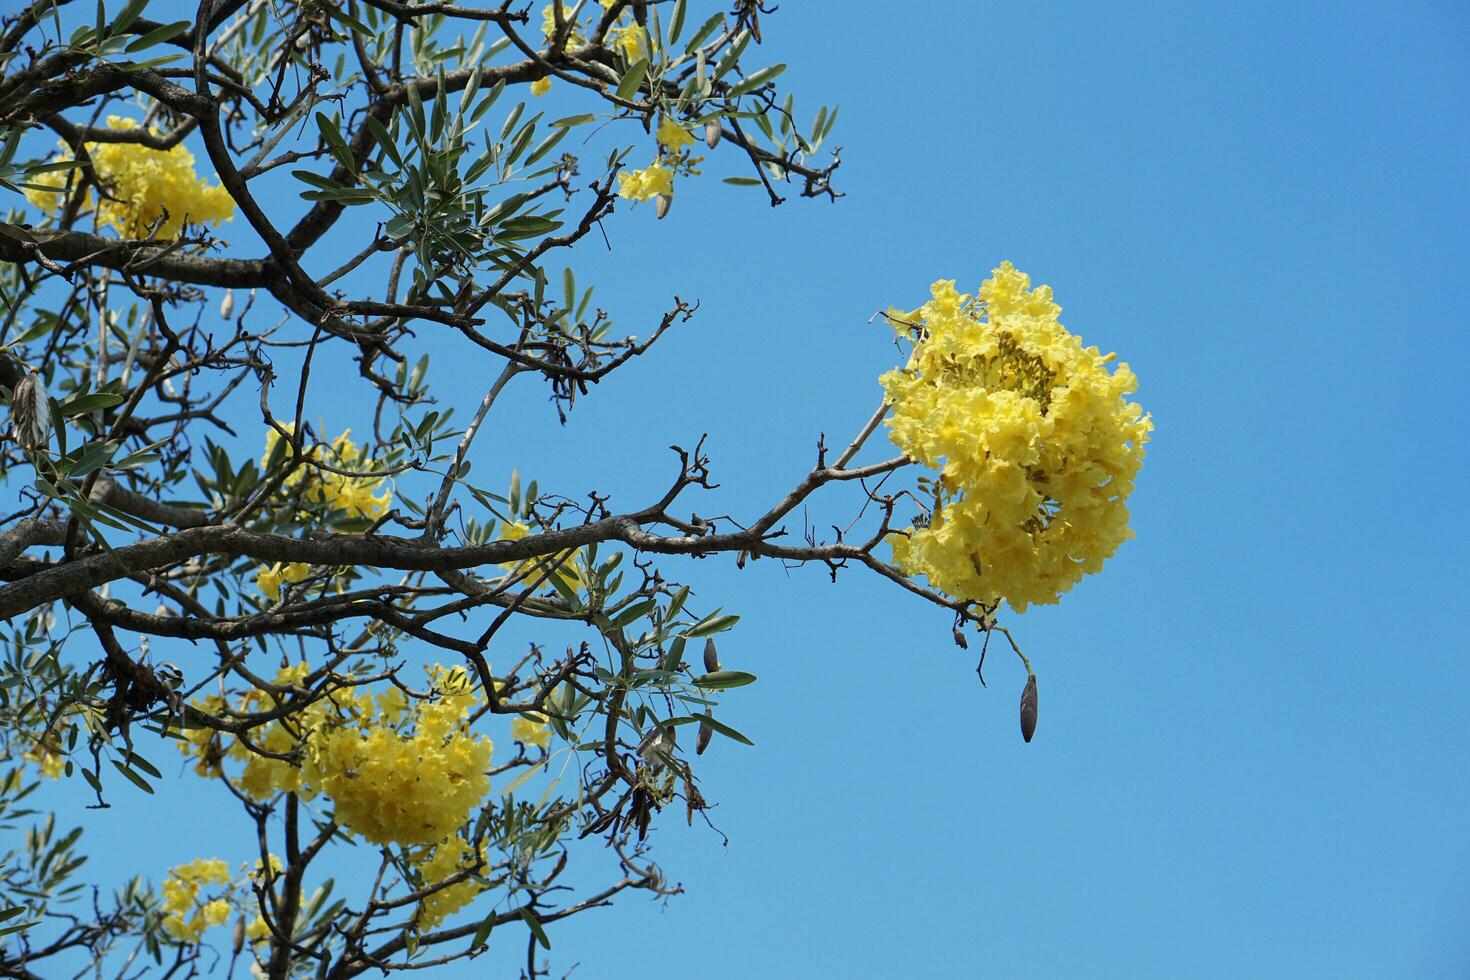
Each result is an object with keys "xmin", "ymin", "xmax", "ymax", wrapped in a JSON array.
[
  {"xmin": 1019, "ymin": 673, "xmax": 1038, "ymax": 743},
  {"xmin": 703, "ymin": 637, "xmax": 719, "ymax": 673},
  {"xmin": 654, "ymin": 193, "xmax": 672, "ymax": 219},
  {"xmin": 9, "ymin": 370, "xmax": 50, "ymax": 450},
  {"xmin": 704, "ymin": 121, "xmax": 722, "ymax": 148}
]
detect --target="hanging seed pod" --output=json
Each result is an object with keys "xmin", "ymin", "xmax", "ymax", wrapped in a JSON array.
[
  {"xmin": 9, "ymin": 370, "xmax": 50, "ymax": 450},
  {"xmin": 232, "ymin": 916, "xmax": 245, "ymax": 955},
  {"xmin": 952, "ymin": 626, "xmax": 968, "ymax": 649},
  {"xmin": 703, "ymin": 637, "xmax": 719, "ymax": 673},
  {"xmin": 654, "ymin": 193, "xmax": 672, "ymax": 220},
  {"xmin": 1019, "ymin": 673, "xmax": 1038, "ymax": 743},
  {"xmin": 704, "ymin": 120, "xmax": 722, "ymax": 148},
  {"xmin": 219, "ymin": 289, "xmax": 235, "ymax": 319},
  {"xmin": 696, "ymin": 718, "xmax": 713, "ymax": 755}
]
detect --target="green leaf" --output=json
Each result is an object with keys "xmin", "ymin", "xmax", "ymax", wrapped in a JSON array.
[
  {"xmin": 610, "ymin": 598, "xmax": 655, "ymax": 630},
  {"xmin": 316, "ymin": 112, "xmax": 355, "ymax": 171},
  {"xmin": 0, "ymin": 906, "xmax": 25, "ymax": 924},
  {"xmin": 110, "ymin": 760, "xmax": 154, "ymax": 794},
  {"xmin": 685, "ymin": 612, "xmax": 739, "ymax": 637},
  {"xmin": 60, "ymin": 392, "xmax": 123, "ymax": 417},
  {"xmin": 123, "ymin": 20, "xmax": 189, "ymax": 53},
  {"xmin": 108, "ymin": 0, "xmax": 149, "ymax": 38},
  {"xmin": 615, "ymin": 58, "xmax": 648, "ymax": 101},
  {"xmin": 520, "ymin": 908, "xmax": 551, "ymax": 949},
  {"xmin": 694, "ymin": 712, "xmax": 754, "ymax": 746},
  {"xmin": 722, "ymin": 176, "xmax": 761, "ymax": 186},
  {"xmin": 727, "ymin": 63, "xmax": 785, "ymax": 98},
  {"xmin": 549, "ymin": 113, "xmax": 596, "ymax": 128},
  {"xmin": 692, "ymin": 670, "xmax": 756, "ymax": 690},
  {"xmin": 668, "ymin": 0, "xmax": 687, "ymax": 45},
  {"xmin": 683, "ymin": 12, "xmax": 723, "ymax": 54},
  {"xmin": 470, "ymin": 910, "xmax": 496, "ymax": 949}
]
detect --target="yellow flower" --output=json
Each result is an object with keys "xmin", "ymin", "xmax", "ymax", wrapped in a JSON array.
[
  {"xmin": 25, "ymin": 117, "xmax": 233, "ymax": 238},
  {"xmin": 881, "ymin": 263, "xmax": 1151, "ymax": 612},
  {"xmin": 609, "ymin": 23, "xmax": 649, "ymax": 61},
  {"xmin": 655, "ymin": 117, "xmax": 695, "ymax": 152},
  {"xmin": 160, "ymin": 858, "xmax": 234, "ymax": 942},
  {"xmin": 540, "ymin": 3, "xmax": 585, "ymax": 46},
  {"xmin": 260, "ymin": 425, "xmax": 393, "ymax": 520},
  {"xmin": 256, "ymin": 561, "xmax": 310, "ymax": 602},
  {"xmin": 530, "ymin": 76, "xmax": 552, "ymax": 96},
  {"xmin": 616, "ymin": 162, "xmax": 674, "ymax": 202},
  {"xmin": 511, "ymin": 713, "xmax": 552, "ymax": 749},
  {"xmin": 413, "ymin": 835, "xmax": 486, "ymax": 931},
  {"xmin": 496, "ymin": 520, "xmax": 583, "ymax": 591}
]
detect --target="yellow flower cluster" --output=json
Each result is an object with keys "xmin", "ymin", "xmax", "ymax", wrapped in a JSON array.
[
  {"xmin": 256, "ymin": 561, "xmax": 310, "ymax": 602},
  {"xmin": 24, "ymin": 116, "xmax": 234, "ymax": 238},
  {"xmin": 510, "ymin": 712, "xmax": 552, "ymax": 748},
  {"xmin": 262, "ymin": 425, "xmax": 392, "ymax": 520},
  {"xmin": 177, "ymin": 663, "xmax": 495, "ymax": 848},
  {"xmin": 413, "ymin": 835, "xmax": 487, "ymax": 931},
  {"xmin": 881, "ymin": 263, "xmax": 1152, "ymax": 612},
  {"xmin": 160, "ymin": 858, "xmax": 233, "ymax": 942},
  {"xmin": 617, "ymin": 162, "xmax": 674, "ymax": 201},
  {"xmin": 24, "ymin": 731, "xmax": 65, "ymax": 779},
  {"xmin": 496, "ymin": 519, "xmax": 584, "ymax": 592}
]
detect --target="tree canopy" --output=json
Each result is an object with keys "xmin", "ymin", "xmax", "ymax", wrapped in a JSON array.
[{"xmin": 0, "ymin": 1, "xmax": 1149, "ymax": 976}]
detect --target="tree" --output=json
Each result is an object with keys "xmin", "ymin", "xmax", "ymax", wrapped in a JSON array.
[{"xmin": 0, "ymin": 1, "xmax": 1150, "ymax": 976}]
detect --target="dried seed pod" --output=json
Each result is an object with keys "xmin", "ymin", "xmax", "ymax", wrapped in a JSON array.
[
  {"xmin": 9, "ymin": 370, "xmax": 50, "ymax": 449},
  {"xmin": 952, "ymin": 627, "xmax": 968, "ymax": 649},
  {"xmin": 654, "ymin": 193, "xmax": 672, "ymax": 219},
  {"xmin": 704, "ymin": 120, "xmax": 722, "ymax": 148},
  {"xmin": 219, "ymin": 289, "xmax": 234, "ymax": 319},
  {"xmin": 696, "ymin": 718, "xmax": 713, "ymax": 755},
  {"xmin": 1019, "ymin": 673, "xmax": 1038, "ymax": 743},
  {"xmin": 232, "ymin": 916, "xmax": 245, "ymax": 955},
  {"xmin": 703, "ymin": 637, "xmax": 719, "ymax": 673}
]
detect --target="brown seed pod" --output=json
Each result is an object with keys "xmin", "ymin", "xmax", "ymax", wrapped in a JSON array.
[
  {"xmin": 696, "ymin": 718, "xmax": 713, "ymax": 755},
  {"xmin": 1019, "ymin": 673, "xmax": 1038, "ymax": 743},
  {"xmin": 232, "ymin": 916, "xmax": 245, "ymax": 955},
  {"xmin": 703, "ymin": 637, "xmax": 719, "ymax": 673},
  {"xmin": 704, "ymin": 121, "xmax": 722, "ymax": 148},
  {"xmin": 9, "ymin": 370, "xmax": 50, "ymax": 449}
]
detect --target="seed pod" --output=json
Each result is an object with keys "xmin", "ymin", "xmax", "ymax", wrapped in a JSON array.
[
  {"xmin": 232, "ymin": 916, "xmax": 245, "ymax": 955},
  {"xmin": 9, "ymin": 370, "xmax": 50, "ymax": 450},
  {"xmin": 219, "ymin": 289, "xmax": 235, "ymax": 319},
  {"xmin": 703, "ymin": 637, "xmax": 719, "ymax": 673},
  {"xmin": 696, "ymin": 718, "xmax": 713, "ymax": 755},
  {"xmin": 654, "ymin": 193, "xmax": 672, "ymax": 219},
  {"xmin": 1019, "ymin": 673, "xmax": 1038, "ymax": 743},
  {"xmin": 952, "ymin": 627, "xmax": 968, "ymax": 649},
  {"xmin": 704, "ymin": 121, "xmax": 722, "ymax": 148}
]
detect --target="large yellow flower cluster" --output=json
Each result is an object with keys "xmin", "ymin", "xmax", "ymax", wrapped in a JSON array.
[
  {"xmin": 177, "ymin": 663, "xmax": 494, "ymax": 848},
  {"xmin": 24, "ymin": 116, "xmax": 234, "ymax": 238},
  {"xmin": 261, "ymin": 425, "xmax": 392, "ymax": 520},
  {"xmin": 160, "ymin": 858, "xmax": 233, "ymax": 942},
  {"xmin": 881, "ymin": 262, "xmax": 1152, "ymax": 612}
]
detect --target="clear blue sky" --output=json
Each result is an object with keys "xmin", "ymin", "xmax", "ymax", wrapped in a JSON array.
[{"xmin": 26, "ymin": 1, "xmax": 1470, "ymax": 976}]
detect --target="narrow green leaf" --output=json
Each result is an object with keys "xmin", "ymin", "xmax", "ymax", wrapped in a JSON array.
[
  {"xmin": 694, "ymin": 712, "xmax": 754, "ymax": 746},
  {"xmin": 60, "ymin": 392, "xmax": 123, "ymax": 417},
  {"xmin": 727, "ymin": 63, "xmax": 785, "ymax": 98},
  {"xmin": 110, "ymin": 760, "xmax": 154, "ymax": 794},
  {"xmin": 692, "ymin": 670, "xmax": 756, "ymax": 690},
  {"xmin": 124, "ymin": 20, "xmax": 189, "ymax": 52},
  {"xmin": 520, "ymin": 908, "xmax": 551, "ymax": 949},
  {"xmin": 615, "ymin": 58, "xmax": 648, "ymax": 101}
]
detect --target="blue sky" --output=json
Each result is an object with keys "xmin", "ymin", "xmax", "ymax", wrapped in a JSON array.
[{"xmin": 17, "ymin": 1, "xmax": 1470, "ymax": 976}]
